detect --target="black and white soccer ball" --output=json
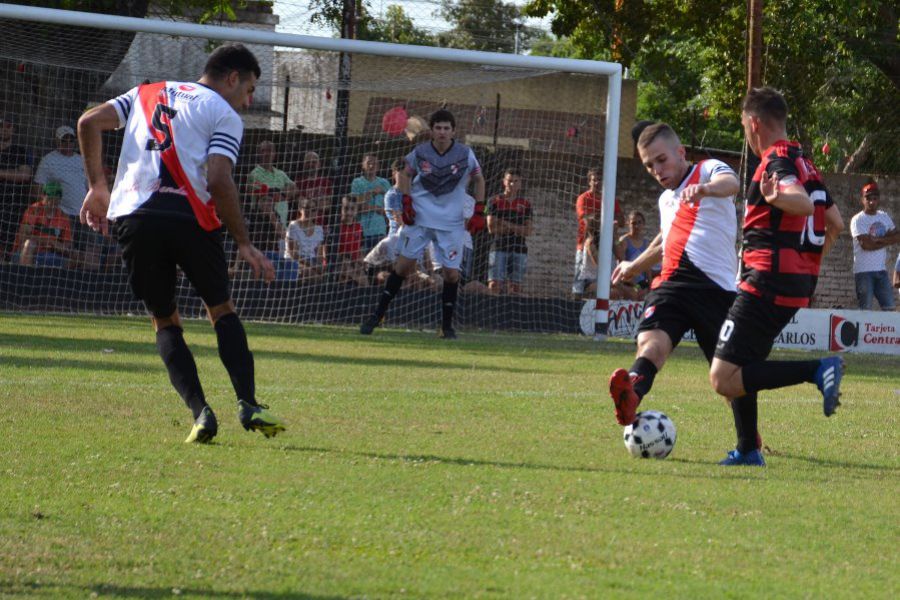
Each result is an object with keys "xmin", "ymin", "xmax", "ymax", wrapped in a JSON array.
[{"xmin": 623, "ymin": 410, "xmax": 676, "ymax": 459}]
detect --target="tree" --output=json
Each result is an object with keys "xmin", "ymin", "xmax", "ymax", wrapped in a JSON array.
[
  {"xmin": 358, "ymin": 5, "xmax": 436, "ymax": 46},
  {"xmin": 438, "ymin": 0, "xmax": 540, "ymax": 54},
  {"xmin": 524, "ymin": 0, "xmax": 899, "ymax": 173}
]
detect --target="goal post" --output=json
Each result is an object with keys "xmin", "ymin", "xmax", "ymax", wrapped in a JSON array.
[{"xmin": 0, "ymin": 2, "xmax": 622, "ymax": 337}]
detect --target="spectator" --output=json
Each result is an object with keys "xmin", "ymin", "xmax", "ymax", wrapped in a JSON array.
[
  {"xmin": 850, "ymin": 181, "xmax": 900, "ymax": 310},
  {"xmin": 246, "ymin": 140, "xmax": 298, "ymax": 233},
  {"xmin": 13, "ymin": 181, "xmax": 71, "ymax": 266},
  {"xmin": 581, "ymin": 214, "xmax": 635, "ymax": 300},
  {"xmin": 617, "ymin": 209, "xmax": 654, "ymax": 297},
  {"xmin": 350, "ymin": 153, "xmax": 390, "ymax": 254},
  {"xmin": 486, "ymin": 168, "xmax": 533, "ymax": 295},
  {"xmin": 364, "ymin": 158, "xmax": 405, "ymax": 283},
  {"xmin": 34, "ymin": 125, "xmax": 96, "ymax": 268},
  {"xmin": 336, "ymin": 196, "xmax": 367, "ymax": 286},
  {"xmin": 284, "ymin": 201, "xmax": 326, "ymax": 281},
  {"xmin": 573, "ymin": 166, "xmax": 622, "ymax": 295},
  {"xmin": 295, "ymin": 150, "xmax": 332, "ymax": 228},
  {"xmin": 0, "ymin": 114, "xmax": 34, "ymax": 261}
]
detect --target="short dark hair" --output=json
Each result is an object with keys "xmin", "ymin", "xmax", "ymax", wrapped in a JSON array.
[
  {"xmin": 742, "ymin": 87, "xmax": 788, "ymax": 124},
  {"xmin": 637, "ymin": 123, "xmax": 680, "ymax": 150},
  {"xmin": 204, "ymin": 43, "xmax": 261, "ymax": 81},
  {"xmin": 587, "ymin": 167, "xmax": 601, "ymax": 180},
  {"xmin": 391, "ymin": 158, "xmax": 405, "ymax": 172},
  {"xmin": 631, "ymin": 120, "xmax": 655, "ymax": 145},
  {"xmin": 429, "ymin": 109, "xmax": 455, "ymax": 129},
  {"xmin": 504, "ymin": 167, "xmax": 522, "ymax": 178}
]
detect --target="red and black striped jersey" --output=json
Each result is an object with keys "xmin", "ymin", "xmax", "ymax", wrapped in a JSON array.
[{"xmin": 740, "ymin": 140, "xmax": 833, "ymax": 307}]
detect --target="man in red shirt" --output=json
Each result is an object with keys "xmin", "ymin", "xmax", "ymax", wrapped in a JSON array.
[
  {"xmin": 572, "ymin": 167, "xmax": 622, "ymax": 295},
  {"xmin": 710, "ymin": 87, "xmax": 844, "ymax": 466},
  {"xmin": 14, "ymin": 181, "xmax": 72, "ymax": 266}
]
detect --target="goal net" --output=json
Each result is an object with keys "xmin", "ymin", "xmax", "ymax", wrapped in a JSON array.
[{"xmin": 0, "ymin": 3, "xmax": 623, "ymax": 336}]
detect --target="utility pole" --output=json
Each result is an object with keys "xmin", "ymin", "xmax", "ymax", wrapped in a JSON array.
[
  {"xmin": 331, "ymin": 0, "xmax": 356, "ymax": 268},
  {"xmin": 743, "ymin": 0, "xmax": 764, "ymax": 195},
  {"xmin": 747, "ymin": 0, "xmax": 763, "ymax": 90}
]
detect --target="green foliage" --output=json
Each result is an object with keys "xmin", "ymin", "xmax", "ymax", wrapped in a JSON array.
[
  {"xmin": 358, "ymin": 4, "xmax": 436, "ymax": 46},
  {"xmin": 1, "ymin": 314, "xmax": 898, "ymax": 596},
  {"xmin": 524, "ymin": 0, "xmax": 899, "ymax": 172},
  {"xmin": 438, "ymin": 0, "xmax": 540, "ymax": 54}
]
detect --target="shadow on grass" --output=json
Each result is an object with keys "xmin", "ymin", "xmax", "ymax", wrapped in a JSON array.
[
  {"xmin": 0, "ymin": 354, "xmax": 153, "ymax": 374},
  {"xmin": 270, "ymin": 443, "xmax": 783, "ymax": 482},
  {"xmin": 0, "ymin": 581, "xmax": 346, "ymax": 599},
  {"xmin": 0, "ymin": 332, "xmax": 551, "ymax": 375},
  {"xmin": 769, "ymin": 451, "xmax": 899, "ymax": 474}
]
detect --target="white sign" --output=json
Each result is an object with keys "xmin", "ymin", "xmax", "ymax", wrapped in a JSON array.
[{"xmin": 593, "ymin": 300, "xmax": 900, "ymax": 356}]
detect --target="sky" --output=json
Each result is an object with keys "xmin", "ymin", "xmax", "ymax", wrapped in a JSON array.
[{"xmin": 273, "ymin": 0, "xmax": 554, "ymax": 41}]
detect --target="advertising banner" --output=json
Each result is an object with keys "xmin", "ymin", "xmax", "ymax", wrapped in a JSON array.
[{"xmin": 589, "ymin": 300, "xmax": 900, "ymax": 356}]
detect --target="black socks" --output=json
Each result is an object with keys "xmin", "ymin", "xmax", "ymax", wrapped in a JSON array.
[
  {"xmin": 156, "ymin": 325, "xmax": 206, "ymax": 419},
  {"xmin": 741, "ymin": 360, "xmax": 819, "ymax": 394},
  {"xmin": 442, "ymin": 280, "xmax": 459, "ymax": 331},
  {"xmin": 374, "ymin": 270, "xmax": 405, "ymax": 321},
  {"xmin": 731, "ymin": 393, "xmax": 759, "ymax": 453},
  {"xmin": 214, "ymin": 312, "xmax": 256, "ymax": 406},
  {"xmin": 629, "ymin": 357, "xmax": 658, "ymax": 399}
]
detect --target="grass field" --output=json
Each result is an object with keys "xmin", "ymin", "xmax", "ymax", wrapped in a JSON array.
[{"xmin": 1, "ymin": 313, "xmax": 898, "ymax": 599}]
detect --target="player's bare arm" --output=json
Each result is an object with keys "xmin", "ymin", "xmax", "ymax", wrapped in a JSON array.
[
  {"xmin": 77, "ymin": 102, "xmax": 120, "ymax": 234},
  {"xmin": 760, "ymin": 171, "xmax": 814, "ymax": 216},
  {"xmin": 398, "ymin": 169, "xmax": 412, "ymax": 195},
  {"xmin": 823, "ymin": 204, "xmax": 844, "ymax": 256},
  {"xmin": 613, "ymin": 232, "xmax": 663, "ymax": 284},
  {"xmin": 208, "ymin": 154, "xmax": 274, "ymax": 283},
  {"xmin": 679, "ymin": 172, "xmax": 739, "ymax": 204},
  {"xmin": 472, "ymin": 172, "xmax": 485, "ymax": 204}
]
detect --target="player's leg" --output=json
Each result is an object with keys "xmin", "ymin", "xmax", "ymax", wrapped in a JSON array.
[
  {"xmin": 691, "ymin": 289, "xmax": 762, "ymax": 459},
  {"xmin": 711, "ymin": 293, "xmax": 841, "ymax": 413},
  {"xmin": 117, "ymin": 216, "xmax": 215, "ymax": 442},
  {"xmin": 608, "ymin": 287, "xmax": 691, "ymax": 425},
  {"xmin": 361, "ymin": 227, "xmax": 425, "ymax": 334},
  {"xmin": 178, "ymin": 221, "xmax": 284, "ymax": 439},
  {"xmin": 433, "ymin": 228, "xmax": 466, "ymax": 338}
]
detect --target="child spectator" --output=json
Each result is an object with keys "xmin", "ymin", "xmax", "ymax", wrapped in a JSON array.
[
  {"xmin": 336, "ymin": 196, "xmax": 367, "ymax": 286},
  {"xmin": 350, "ymin": 153, "xmax": 390, "ymax": 254},
  {"xmin": 487, "ymin": 168, "xmax": 533, "ymax": 295},
  {"xmin": 284, "ymin": 201, "xmax": 325, "ymax": 281},
  {"xmin": 14, "ymin": 181, "xmax": 72, "ymax": 267}
]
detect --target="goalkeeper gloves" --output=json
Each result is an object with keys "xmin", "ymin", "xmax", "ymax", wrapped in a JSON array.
[{"xmin": 401, "ymin": 194, "xmax": 416, "ymax": 225}]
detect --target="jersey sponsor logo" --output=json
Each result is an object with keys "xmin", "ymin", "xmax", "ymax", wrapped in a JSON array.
[
  {"xmin": 179, "ymin": 84, "xmax": 195, "ymax": 92},
  {"xmin": 419, "ymin": 160, "xmax": 432, "ymax": 174},
  {"xmin": 829, "ymin": 315, "xmax": 859, "ymax": 351},
  {"xmin": 643, "ymin": 305, "xmax": 656, "ymax": 319}
]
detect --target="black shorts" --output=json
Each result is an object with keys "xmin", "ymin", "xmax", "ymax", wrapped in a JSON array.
[
  {"xmin": 115, "ymin": 215, "xmax": 229, "ymax": 318},
  {"xmin": 637, "ymin": 285, "xmax": 736, "ymax": 363},
  {"xmin": 713, "ymin": 291, "xmax": 798, "ymax": 366}
]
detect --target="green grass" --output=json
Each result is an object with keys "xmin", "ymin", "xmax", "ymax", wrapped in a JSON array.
[{"xmin": 1, "ymin": 313, "xmax": 898, "ymax": 599}]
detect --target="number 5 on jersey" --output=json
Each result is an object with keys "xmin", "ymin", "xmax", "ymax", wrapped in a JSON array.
[{"xmin": 145, "ymin": 104, "xmax": 178, "ymax": 152}]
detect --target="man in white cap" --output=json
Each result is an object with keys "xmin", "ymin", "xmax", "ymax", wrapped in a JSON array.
[{"xmin": 34, "ymin": 125, "xmax": 96, "ymax": 267}]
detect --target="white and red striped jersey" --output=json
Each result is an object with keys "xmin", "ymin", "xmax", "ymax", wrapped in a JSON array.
[
  {"xmin": 653, "ymin": 159, "xmax": 738, "ymax": 291},
  {"xmin": 106, "ymin": 81, "xmax": 243, "ymax": 231}
]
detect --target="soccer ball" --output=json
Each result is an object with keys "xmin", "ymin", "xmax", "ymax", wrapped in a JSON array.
[{"xmin": 623, "ymin": 410, "xmax": 677, "ymax": 459}]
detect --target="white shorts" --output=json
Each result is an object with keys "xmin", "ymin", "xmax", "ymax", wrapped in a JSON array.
[
  {"xmin": 363, "ymin": 234, "xmax": 401, "ymax": 267},
  {"xmin": 399, "ymin": 225, "xmax": 465, "ymax": 270}
]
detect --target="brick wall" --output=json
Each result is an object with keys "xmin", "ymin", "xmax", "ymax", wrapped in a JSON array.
[{"xmin": 517, "ymin": 156, "xmax": 898, "ymax": 308}]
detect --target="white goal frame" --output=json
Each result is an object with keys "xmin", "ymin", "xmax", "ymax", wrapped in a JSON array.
[{"xmin": 0, "ymin": 2, "xmax": 622, "ymax": 338}]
